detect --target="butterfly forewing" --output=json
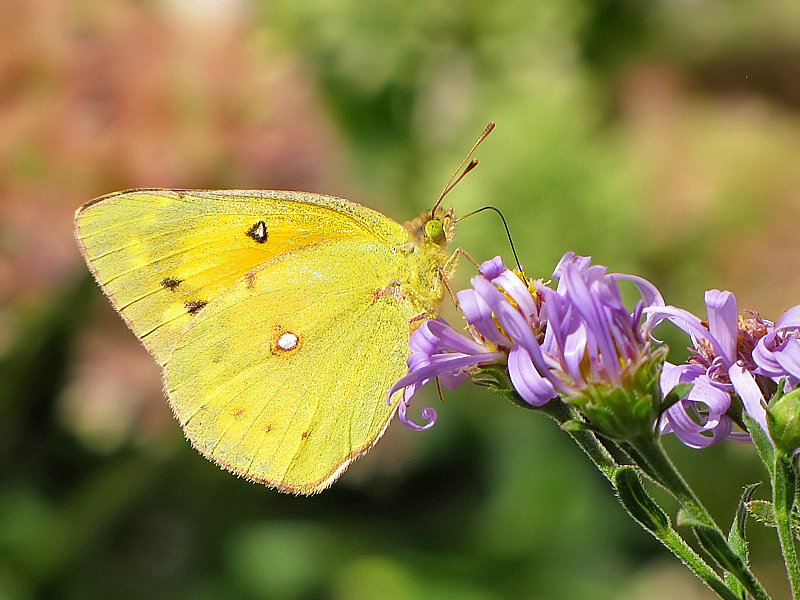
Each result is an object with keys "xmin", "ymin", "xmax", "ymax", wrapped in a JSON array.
[{"xmin": 75, "ymin": 189, "xmax": 405, "ymax": 364}]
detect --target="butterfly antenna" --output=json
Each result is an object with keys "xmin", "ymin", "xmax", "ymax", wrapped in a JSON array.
[
  {"xmin": 457, "ymin": 205, "xmax": 523, "ymax": 272},
  {"xmin": 432, "ymin": 122, "xmax": 495, "ymax": 217}
]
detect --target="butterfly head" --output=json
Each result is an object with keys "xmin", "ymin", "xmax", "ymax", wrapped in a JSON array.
[
  {"xmin": 401, "ymin": 207, "xmax": 454, "ymax": 264},
  {"xmin": 419, "ymin": 206, "xmax": 455, "ymax": 248}
]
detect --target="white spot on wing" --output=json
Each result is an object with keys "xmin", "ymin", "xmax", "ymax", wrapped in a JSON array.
[{"xmin": 277, "ymin": 332, "xmax": 298, "ymax": 351}]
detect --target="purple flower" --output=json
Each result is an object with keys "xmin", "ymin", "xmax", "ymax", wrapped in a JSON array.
[
  {"xmin": 389, "ymin": 253, "xmax": 666, "ymax": 437},
  {"xmin": 645, "ymin": 290, "xmax": 800, "ymax": 448},
  {"xmin": 752, "ymin": 305, "xmax": 800, "ymax": 388},
  {"xmin": 537, "ymin": 253, "xmax": 664, "ymax": 397}
]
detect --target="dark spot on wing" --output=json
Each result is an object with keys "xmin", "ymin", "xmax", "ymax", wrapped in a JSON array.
[
  {"xmin": 246, "ymin": 220, "xmax": 268, "ymax": 243},
  {"xmin": 185, "ymin": 300, "xmax": 208, "ymax": 315},
  {"xmin": 160, "ymin": 277, "xmax": 183, "ymax": 291},
  {"xmin": 301, "ymin": 431, "xmax": 309, "ymax": 440}
]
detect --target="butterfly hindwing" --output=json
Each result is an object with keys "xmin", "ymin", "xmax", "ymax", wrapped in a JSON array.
[{"xmin": 164, "ymin": 238, "xmax": 419, "ymax": 493}]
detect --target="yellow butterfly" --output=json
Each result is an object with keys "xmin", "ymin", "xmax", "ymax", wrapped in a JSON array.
[
  {"xmin": 75, "ymin": 188, "xmax": 456, "ymax": 494},
  {"xmin": 75, "ymin": 125, "xmax": 492, "ymax": 494}
]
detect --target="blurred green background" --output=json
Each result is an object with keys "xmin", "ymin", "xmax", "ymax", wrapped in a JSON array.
[{"xmin": 2, "ymin": 1, "xmax": 799, "ymax": 598}]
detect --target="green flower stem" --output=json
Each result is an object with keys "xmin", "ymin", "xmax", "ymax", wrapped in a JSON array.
[
  {"xmin": 614, "ymin": 467, "xmax": 741, "ymax": 600},
  {"xmin": 774, "ymin": 455, "xmax": 800, "ymax": 599},
  {"xmin": 628, "ymin": 434, "xmax": 771, "ymax": 600},
  {"xmin": 535, "ymin": 400, "xmax": 740, "ymax": 599},
  {"xmin": 658, "ymin": 529, "xmax": 742, "ymax": 600},
  {"xmin": 536, "ymin": 400, "xmax": 618, "ymax": 480}
]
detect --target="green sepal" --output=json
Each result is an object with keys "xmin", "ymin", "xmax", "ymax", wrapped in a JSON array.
[
  {"xmin": 744, "ymin": 498, "xmax": 800, "ymax": 541},
  {"xmin": 570, "ymin": 347, "xmax": 666, "ymax": 442},
  {"xmin": 614, "ymin": 466, "xmax": 669, "ymax": 533},
  {"xmin": 660, "ymin": 382, "xmax": 693, "ymax": 413},
  {"xmin": 729, "ymin": 483, "xmax": 759, "ymax": 558},
  {"xmin": 471, "ymin": 366, "xmax": 531, "ymax": 408}
]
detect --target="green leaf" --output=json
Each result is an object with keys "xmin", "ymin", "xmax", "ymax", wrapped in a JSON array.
[
  {"xmin": 613, "ymin": 466, "xmax": 669, "ymax": 533},
  {"xmin": 725, "ymin": 484, "xmax": 759, "ymax": 599},
  {"xmin": 729, "ymin": 484, "xmax": 759, "ymax": 556},
  {"xmin": 560, "ymin": 419, "xmax": 593, "ymax": 433},
  {"xmin": 745, "ymin": 500, "xmax": 777, "ymax": 528},
  {"xmin": 676, "ymin": 507, "xmax": 707, "ymax": 529},
  {"xmin": 693, "ymin": 527, "xmax": 739, "ymax": 574},
  {"xmin": 743, "ymin": 412, "xmax": 775, "ymax": 478}
]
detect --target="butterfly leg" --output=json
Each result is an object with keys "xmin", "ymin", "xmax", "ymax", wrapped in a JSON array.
[{"xmin": 438, "ymin": 246, "xmax": 482, "ymax": 308}]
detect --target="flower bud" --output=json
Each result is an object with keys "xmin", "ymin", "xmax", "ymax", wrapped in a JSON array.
[{"xmin": 766, "ymin": 387, "xmax": 800, "ymax": 456}]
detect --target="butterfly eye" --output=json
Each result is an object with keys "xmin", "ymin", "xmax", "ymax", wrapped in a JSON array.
[{"xmin": 424, "ymin": 219, "xmax": 446, "ymax": 244}]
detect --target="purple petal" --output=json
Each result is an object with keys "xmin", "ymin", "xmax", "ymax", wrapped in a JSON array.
[
  {"xmin": 387, "ymin": 351, "xmax": 503, "ymax": 404},
  {"xmin": 493, "ymin": 270, "xmax": 538, "ymax": 321},
  {"xmin": 728, "ymin": 363, "xmax": 768, "ymax": 435},
  {"xmin": 409, "ymin": 320, "xmax": 442, "ymax": 355},
  {"xmin": 425, "ymin": 320, "xmax": 495, "ymax": 356},
  {"xmin": 660, "ymin": 361, "xmax": 699, "ymax": 396},
  {"xmin": 775, "ymin": 305, "xmax": 800, "ymax": 329},
  {"xmin": 471, "ymin": 276, "xmax": 556, "ymax": 385},
  {"xmin": 645, "ymin": 305, "xmax": 729, "ymax": 360},
  {"xmin": 659, "ymin": 363, "xmax": 734, "ymax": 447},
  {"xmin": 559, "ymin": 260, "xmax": 620, "ymax": 381},
  {"xmin": 437, "ymin": 371, "xmax": 470, "ymax": 389},
  {"xmin": 478, "ymin": 256, "xmax": 506, "ymax": 280},
  {"xmin": 553, "ymin": 252, "xmax": 592, "ymax": 279},
  {"xmin": 704, "ymin": 290, "xmax": 738, "ymax": 363},
  {"xmin": 398, "ymin": 401, "xmax": 437, "ymax": 431},
  {"xmin": 508, "ymin": 345, "xmax": 557, "ymax": 405},
  {"xmin": 611, "ymin": 273, "xmax": 665, "ymax": 310},
  {"xmin": 687, "ymin": 375, "xmax": 732, "ymax": 419},
  {"xmin": 560, "ymin": 323, "xmax": 588, "ymax": 389},
  {"xmin": 753, "ymin": 306, "xmax": 800, "ymax": 382},
  {"xmin": 774, "ymin": 336, "xmax": 800, "ymax": 381},
  {"xmin": 753, "ymin": 332, "xmax": 784, "ymax": 377},
  {"xmin": 661, "ymin": 402, "xmax": 733, "ymax": 448},
  {"xmin": 457, "ymin": 288, "xmax": 508, "ymax": 347}
]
